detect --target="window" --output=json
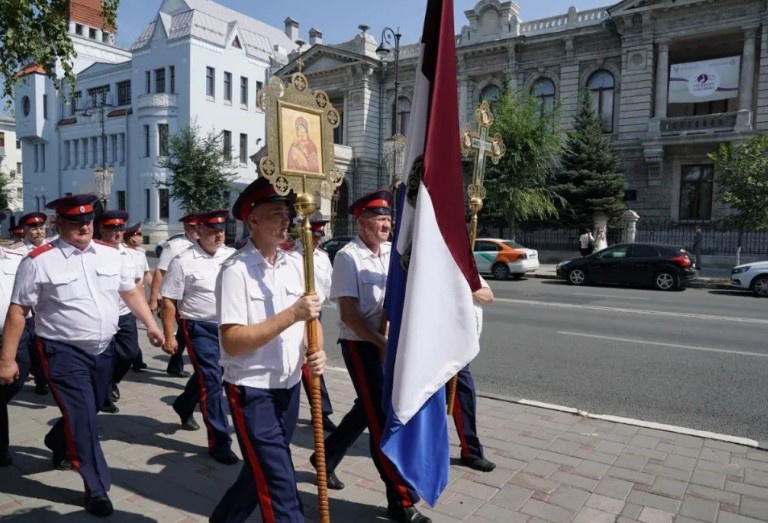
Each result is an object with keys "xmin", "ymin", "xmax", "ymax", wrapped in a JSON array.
[
  {"xmin": 232, "ymin": 36, "xmax": 242, "ymax": 49},
  {"xmin": 91, "ymin": 137, "xmax": 98, "ymax": 165},
  {"xmin": 158, "ymin": 123, "xmax": 169, "ymax": 156},
  {"xmin": 206, "ymin": 67, "xmax": 216, "ymax": 98},
  {"xmin": 331, "ymin": 97, "xmax": 344, "ymax": 144},
  {"xmin": 239, "ymin": 133, "xmax": 248, "ymax": 164},
  {"xmin": 70, "ymin": 91, "xmax": 82, "ymax": 115},
  {"xmin": 16, "ymin": 162, "xmax": 22, "ymax": 175},
  {"xmin": 480, "ymin": 84, "xmax": 501, "ymax": 103},
  {"xmin": 87, "ymin": 85, "xmax": 110, "ymax": 106},
  {"xmin": 155, "ymin": 68, "xmax": 166, "ymax": 93},
  {"xmin": 224, "ymin": 71, "xmax": 232, "ymax": 102},
  {"xmin": 588, "ymin": 70, "xmax": 615, "ymax": 132},
  {"xmin": 89, "ymin": 27, "xmax": 97, "ymax": 39},
  {"xmin": 10, "ymin": 169, "xmax": 15, "ymax": 179},
  {"xmin": 117, "ymin": 190, "xmax": 126, "ymax": 210},
  {"xmin": 392, "ymin": 96, "xmax": 411, "ymax": 136},
  {"xmin": 33, "ymin": 144, "xmax": 38, "ymax": 172},
  {"xmin": 159, "ymin": 188, "xmax": 169, "ymax": 220},
  {"xmin": 40, "ymin": 144, "xmax": 45, "ymax": 171},
  {"xmin": 43, "ymin": 94, "xmax": 48, "ymax": 119},
  {"xmin": 145, "ymin": 189, "xmax": 151, "ymax": 220},
  {"xmin": 16, "ymin": 188, "xmax": 22, "ymax": 199},
  {"xmin": 119, "ymin": 133, "xmax": 126, "ymax": 164},
  {"xmin": 629, "ymin": 244, "xmax": 659, "ymax": 258},
  {"xmin": 117, "ymin": 80, "xmax": 131, "ymax": 106},
  {"xmin": 532, "ymin": 78, "xmax": 556, "ymax": 114},
  {"xmin": 240, "ymin": 76, "xmax": 248, "ymax": 107},
  {"xmin": 73, "ymin": 140, "xmax": 79, "ymax": 166},
  {"xmin": 170, "ymin": 66, "xmax": 175, "ymax": 94},
  {"xmin": 599, "ymin": 245, "xmax": 629, "ymax": 259},
  {"xmin": 0, "ymin": 132, "xmax": 4, "ymax": 147},
  {"xmin": 679, "ymin": 165, "xmax": 714, "ymax": 221},
  {"xmin": 111, "ymin": 135, "xmax": 117, "ymax": 165},
  {"xmin": 222, "ymin": 130, "xmax": 232, "ymax": 161},
  {"xmin": 143, "ymin": 125, "xmax": 150, "ymax": 157},
  {"xmin": 75, "ymin": 24, "xmax": 83, "ymax": 35},
  {"xmin": 256, "ymin": 80, "xmax": 264, "ymax": 92},
  {"xmin": 145, "ymin": 71, "xmax": 151, "ymax": 93},
  {"xmin": 473, "ymin": 240, "xmax": 501, "ymax": 252},
  {"xmin": 16, "ymin": 139, "xmax": 20, "ymax": 149},
  {"xmin": 82, "ymin": 139, "xmax": 88, "ymax": 165}
]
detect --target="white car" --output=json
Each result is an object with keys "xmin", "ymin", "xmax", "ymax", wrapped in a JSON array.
[
  {"xmin": 473, "ymin": 238, "xmax": 539, "ymax": 280},
  {"xmin": 731, "ymin": 260, "xmax": 768, "ymax": 297}
]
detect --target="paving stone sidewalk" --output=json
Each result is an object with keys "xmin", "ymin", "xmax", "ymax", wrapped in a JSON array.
[{"xmin": 2, "ymin": 351, "xmax": 767, "ymax": 522}]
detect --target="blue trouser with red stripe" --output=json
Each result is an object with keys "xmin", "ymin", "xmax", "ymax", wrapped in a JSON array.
[
  {"xmin": 451, "ymin": 364, "xmax": 485, "ymax": 460},
  {"xmin": 112, "ymin": 313, "xmax": 140, "ymax": 385},
  {"xmin": 173, "ymin": 319, "xmax": 231, "ymax": 454},
  {"xmin": 0, "ymin": 329, "xmax": 32, "ymax": 455},
  {"xmin": 300, "ymin": 364, "xmax": 333, "ymax": 417},
  {"xmin": 327, "ymin": 339, "xmax": 419, "ymax": 508},
  {"xmin": 38, "ymin": 338, "xmax": 115, "ymax": 497},
  {"xmin": 25, "ymin": 316, "xmax": 45, "ymax": 388},
  {"xmin": 166, "ymin": 313, "xmax": 187, "ymax": 375},
  {"xmin": 210, "ymin": 382, "xmax": 302, "ymax": 523}
]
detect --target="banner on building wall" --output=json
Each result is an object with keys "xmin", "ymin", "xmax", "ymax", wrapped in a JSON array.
[{"xmin": 669, "ymin": 56, "xmax": 741, "ymax": 104}]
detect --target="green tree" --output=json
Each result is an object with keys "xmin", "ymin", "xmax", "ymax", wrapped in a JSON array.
[
  {"xmin": 552, "ymin": 90, "xmax": 626, "ymax": 228},
  {"xmin": 157, "ymin": 122, "xmax": 238, "ymax": 214},
  {"xmin": 0, "ymin": 0, "xmax": 119, "ymax": 99},
  {"xmin": 0, "ymin": 170, "xmax": 11, "ymax": 212},
  {"xmin": 484, "ymin": 85, "xmax": 565, "ymax": 231},
  {"xmin": 709, "ymin": 134, "xmax": 768, "ymax": 247}
]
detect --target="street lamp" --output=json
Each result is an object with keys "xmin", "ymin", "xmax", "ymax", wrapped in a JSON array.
[
  {"xmin": 82, "ymin": 95, "xmax": 115, "ymax": 210},
  {"xmin": 376, "ymin": 26, "xmax": 403, "ymax": 189}
]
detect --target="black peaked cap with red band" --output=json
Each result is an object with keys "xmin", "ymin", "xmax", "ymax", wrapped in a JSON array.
[
  {"xmin": 348, "ymin": 190, "xmax": 393, "ymax": 218},
  {"xmin": 10, "ymin": 226, "xmax": 23, "ymax": 235},
  {"xmin": 124, "ymin": 222, "xmax": 142, "ymax": 238},
  {"xmin": 19, "ymin": 212, "xmax": 47, "ymax": 226},
  {"xmin": 198, "ymin": 209, "xmax": 230, "ymax": 231},
  {"xmin": 232, "ymin": 177, "xmax": 290, "ymax": 221},
  {"xmin": 95, "ymin": 210, "xmax": 129, "ymax": 229},
  {"xmin": 180, "ymin": 213, "xmax": 201, "ymax": 225},
  {"xmin": 46, "ymin": 194, "xmax": 98, "ymax": 223},
  {"xmin": 310, "ymin": 219, "xmax": 329, "ymax": 237}
]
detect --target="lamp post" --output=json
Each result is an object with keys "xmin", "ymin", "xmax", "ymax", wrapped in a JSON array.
[
  {"xmin": 82, "ymin": 95, "xmax": 115, "ymax": 210},
  {"xmin": 376, "ymin": 26, "xmax": 403, "ymax": 189}
]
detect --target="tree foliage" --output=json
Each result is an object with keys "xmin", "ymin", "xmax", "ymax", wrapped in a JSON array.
[
  {"xmin": 483, "ymin": 84, "xmax": 565, "ymax": 230},
  {"xmin": 157, "ymin": 122, "xmax": 238, "ymax": 214},
  {"xmin": 709, "ymin": 135, "xmax": 768, "ymax": 237},
  {"xmin": 0, "ymin": 0, "xmax": 119, "ymax": 99},
  {"xmin": 551, "ymin": 90, "xmax": 626, "ymax": 228},
  {"xmin": 0, "ymin": 170, "xmax": 10, "ymax": 211}
]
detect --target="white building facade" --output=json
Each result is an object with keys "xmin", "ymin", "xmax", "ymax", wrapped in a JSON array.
[
  {"xmin": 14, "ymin": 0, "xmax": 297, "ymax": 243},
  {"xmin": 0, "ymin": 115, "xmax": 24, "ymax": 215}
]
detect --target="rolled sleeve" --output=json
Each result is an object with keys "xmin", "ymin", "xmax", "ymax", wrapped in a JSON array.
[
  {"xmin": 329, "ymin": 252, "xmax": 359, "ymax": 301},
  {"xmin": 157, "ymin": 241, "xmax": 177, "ymax": 271},
  {"xmin": 10, "ymin": 257, "xmax": 39, "ymax": 307},
  {"xmin": 161, "ymin": 257, "xmax": 185, "ymax": 301},
  {"xmin": 216, "ymin": 264, "xmax": 249, "ymax": 326}
]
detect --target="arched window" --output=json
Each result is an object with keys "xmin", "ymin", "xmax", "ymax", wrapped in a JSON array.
[
  {"xmin": 588, "ymin": 70, "xmax": 615, "ymax": 132},
  {"xmin": 392, "ymin": 96, "xmax": 411, "ymax": 136},
  {"xmin": 480, "ymin": 84, "xmax": 501, "ymax": 103},
  {"xmin": 531, "ymin": 78, "xmax": 556, "ymax": 113}
]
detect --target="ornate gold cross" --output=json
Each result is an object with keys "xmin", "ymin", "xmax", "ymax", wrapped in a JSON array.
[{"xmin": 461, "ymin": 100, "xmax": 505, "ymax": 203}]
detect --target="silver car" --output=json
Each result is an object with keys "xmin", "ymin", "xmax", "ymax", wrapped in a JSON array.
[{"xmin": 731, "ymin": 260, "xmax": 768, "ymax": 297}]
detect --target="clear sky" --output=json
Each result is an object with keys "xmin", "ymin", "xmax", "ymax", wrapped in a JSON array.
[{"xmin": 115, "ymin": 0, "xmax": 613, "ymax": 48}]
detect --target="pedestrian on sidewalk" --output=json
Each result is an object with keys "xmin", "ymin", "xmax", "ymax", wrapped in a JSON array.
[
  {"xmin": 0, "ymin": 194, "xmax": 164, "ymax": 518},
  {"xmin": 595, "ymin": 227, "xmax": 608, "ymax": 252},
  {"xmin": 693, "ymin": 228, "xmax": 703, "ymax": 270},
  {"xmin": 210, "ymin": 178, "xmax": 327, "ymax": 523},
  {"xmin": 578, "ymin": 228, "xmax": 594, "ymax": 257},
  {"xmin": 161, "ymin": 209, "xmax": 238, "ymax": 465}
]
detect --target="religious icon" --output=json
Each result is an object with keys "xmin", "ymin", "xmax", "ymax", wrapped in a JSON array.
[{"xmin": 279, "ymin": 102, "xmax": 324, "ymax": 176}]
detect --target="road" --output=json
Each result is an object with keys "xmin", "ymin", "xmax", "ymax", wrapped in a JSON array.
[{"xmin": 320, "ymin": 278, "xmax": 768, "ymax": 441}]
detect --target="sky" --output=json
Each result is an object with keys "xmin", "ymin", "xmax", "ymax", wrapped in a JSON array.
[{"xmin": 115, "ymin": 0, "xmax": 613, "ymax": 48}]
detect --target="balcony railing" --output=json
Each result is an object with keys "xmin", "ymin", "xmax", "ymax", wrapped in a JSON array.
[
  {"xmin": 661, "ymin": 112, "xmax": 737, "ymax": 134},
  {"xmin": 137, "ymin": 93, "xmax": 178, "ymax": 111}
]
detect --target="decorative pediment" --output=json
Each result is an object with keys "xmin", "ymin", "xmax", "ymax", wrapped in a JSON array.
[
  {"xmin": 278, "ymin": 45, "xmax": 375, "ymax": 76},
  {"xmin": 607, "ymin": 0, "xmax": 709, "ymax": 16}
]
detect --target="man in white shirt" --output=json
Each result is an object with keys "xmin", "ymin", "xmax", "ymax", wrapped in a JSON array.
[
  {"xmin": 0, "ymin": 194, "xmax": 164, "ymax": 518},
  {"xmin": 161, "ymin": 209, "xmax": 238, "ymax": 465},
  {"xmin": 123, "ymin": 223, "xmax": 151, "ymax": 371},
  {"xmin": 211, "ymin": 178, "xmax": 326, "ymax": 523}
]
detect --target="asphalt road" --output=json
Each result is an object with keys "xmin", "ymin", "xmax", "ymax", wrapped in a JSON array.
[{"xmin": 320, "ymin": 278, "xmax": 768, "ymax": 442}]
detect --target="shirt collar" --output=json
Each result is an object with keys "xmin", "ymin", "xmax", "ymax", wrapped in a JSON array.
[
  {"xmin": 58, "ymin": 238, "xmax": 97, "ymax": 258},
  {"xmin": 192, "ymin": 241, "xmax": 229, "ymax": 259},
  {"xmin": 246, "ymin": 241, "xmax": 289, "ymax": 268},
  {"xmin": 352, "ymin": 235, "xmax": 390, "ymax": 260}
]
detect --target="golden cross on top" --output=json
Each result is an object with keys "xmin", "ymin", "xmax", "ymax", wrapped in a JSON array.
[{"xmin": 461, "ymin": 100, "xmax": 506, "ymax": 199}]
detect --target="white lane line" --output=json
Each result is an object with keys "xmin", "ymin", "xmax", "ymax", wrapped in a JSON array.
[
  {"xmin": 559, "ymin": 331, "xmax": 768, "ymax": 359},
  {"xmin": 494, "ymin": 297, "xmax": 768, "ymax": 325},
  {"xmin": 576, "ymin": 292, "xmax": 649, "ymax": 300}
]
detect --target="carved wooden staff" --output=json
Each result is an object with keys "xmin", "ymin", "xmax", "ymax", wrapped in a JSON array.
[{"xmin": 446, "ymin": 100, "xmax": 506, "ymax": 414}]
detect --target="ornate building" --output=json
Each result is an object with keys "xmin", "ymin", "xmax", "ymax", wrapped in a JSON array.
[{"xmin": 277, "ymin": 0, "xmax": 768, "ymax": 233}]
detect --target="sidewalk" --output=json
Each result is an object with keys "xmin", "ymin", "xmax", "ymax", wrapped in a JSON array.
[
  {"xmin": 2, "ymin": 351, "xmax": 767, "ymax": 522},
  {"xmin": 532, "ymin": 264, "xmax": 733, "ymax": 289}
]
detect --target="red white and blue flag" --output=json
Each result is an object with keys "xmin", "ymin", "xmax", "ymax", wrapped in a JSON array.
[{"xmin": 381, "ymin": 0, "xmax": 482, "ymax": 506}]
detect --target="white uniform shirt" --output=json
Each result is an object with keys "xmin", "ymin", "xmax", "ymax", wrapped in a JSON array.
[
  {"xmin": 474, "ymin": 276, "xmax": 490, "ymax": 336},
  {"xmin": 330, "ymin": 236, "xmax": 390, "ymax": 341},
  {"xmin": 116, "ymin": 243, "xmax": 141, "ymax": 316},
  {"xmin": 128, "ymin": 246, "xmax": 150, "ymax": 275},
  {"xmin": 11, "ymin": 239, "xmax": 136, "ymax": 355},
  {"xmin": 157, "ymin": 236, "xmax": 194, "ymax": 271},
  {"xmin": 162, "ymin": 242, "xmax": 234, "ymax": 322},
  {"xmin": 0, "ymin": 248, "xmax": 24, "ymax": 335},
  {"xmin": 216, "ymin": 242, "xmax": 306, "ymax": 389},
  {"xmin": 289, "ymin": 240, "xmax": 333, "ymax": 305}
]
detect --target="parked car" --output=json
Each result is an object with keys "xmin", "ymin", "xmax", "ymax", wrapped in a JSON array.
[
  {"xmin": 731, "ymin": 260, "xmax": 768, "ymax": 297},
  {"xmin": 473, "ymin": 238, "xmax": 539, "ymax": 280},
  {"xmin": 154, "ymin": 233, "xmax": 186, "ymax": 257},
  {"xmin": 320, "ymin": 235, "xmax": 354, "ymax": 265},
  {"xmin": 556, "ymin": 243, "xmax": 697, "ymax": 291}
]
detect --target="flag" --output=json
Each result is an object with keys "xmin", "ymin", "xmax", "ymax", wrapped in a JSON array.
[{"xmin": 380, "ymin": 0, "xmax": 482, "ymax": 506}]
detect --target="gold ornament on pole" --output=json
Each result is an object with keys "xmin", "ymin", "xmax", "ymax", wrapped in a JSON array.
[
  {"xmin": 257, "ymin": 59, "xmax": 342, "ymax": 523},
  {"xmin": 446, "ymin": 100, "xmax": 506, "ymax": 414}
]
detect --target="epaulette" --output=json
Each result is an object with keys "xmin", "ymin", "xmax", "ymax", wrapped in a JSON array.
[
  {"xmin": 94, "ymin": 239, "xmax": 118, "ymax": 249},
  {"xmin": 29, "ymin": 243, "xmax": 55, "ymax": 259},
  {"xmin": 7, "ymin": 241, "xmax": 24, "ymax": 250},
  {"xmin": 1, "ymin": 246, "xmax": 25, "ymax": 257}
]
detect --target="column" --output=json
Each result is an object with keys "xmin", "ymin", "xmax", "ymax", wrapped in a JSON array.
[
  {"xmin": 654, "ymin": 40, "xmax": 670, "ymax": 118},
  {"xmin": 458, "ymin": 76, "xmax": 468, "ymax": 125},
  {"xmin": 739, "ymin": 28, "xmax": 758, "ymax": 112}
]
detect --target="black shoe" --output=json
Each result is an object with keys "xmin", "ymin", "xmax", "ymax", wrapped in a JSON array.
[
  {"xmin": 34, "ymin": 382, "xmax": 49, "ymax": 396},
  {"xmin": 178, "ymin": 414, "xmax": 200, "ymax": 431},
  {"xmin": 387, "ymin": 504, "xmax": 431, "ymax": 523},
  {"xmin": 166, "ymin": 370, "xmax": 191, "ymax": 377},
  {"xmin": 322, "ymin": 415, "xmax": 337, "ymax": 433},
  {"xmin": 309, "ymin": 453, "xmax": 345, "ymax": 490},
  {"xmin": 459, "ymin": 456, "xmax": 496, "ymax": 472},
  {"xmin": 100, "ymin": 402, "xmax": 119, "ymax": 414},
  {"xmin": 0, "ymin": 450, "xmax": 11, "ymax": 467},
  {"xmin": 110, "ymin": 384, "xmax": 120, "ymax": 402},
  {"xmin": 85, "ymin": 494, "xmax": 114, "ymax": 517},
  {"xmin": 210, "ymin": 447, "xmax": 239, "ymax": 465},
  {"xmin": 132, "ymin": 362, "xmax": 148, "ymax": 372},
  {"xmin": 44, "ymin": 434, "xmax": 72, "ymax": 470}
]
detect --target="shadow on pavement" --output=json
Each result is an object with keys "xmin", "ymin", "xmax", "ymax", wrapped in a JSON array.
[{"xmin": 707, "ymin": 289, "xmax": 759, "ymax": 298}]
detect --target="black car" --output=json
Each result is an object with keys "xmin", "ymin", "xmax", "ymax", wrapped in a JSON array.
[
  {"xmin": 556, "ymin": 243, "xmax": 698, "ymax": 291},
  {"xmin": 320, "ymin": 235, "xmax": 354, "ymax": 265}
]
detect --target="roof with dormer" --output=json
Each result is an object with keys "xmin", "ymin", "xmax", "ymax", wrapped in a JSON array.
[{"xmin": 131, "ymin": 0, "xmax": 296, "ymax": 63}]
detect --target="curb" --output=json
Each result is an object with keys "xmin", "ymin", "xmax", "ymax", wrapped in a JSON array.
[{"xmin": 530, "ymin": 271, "xmax": 731, "ymax": 290}]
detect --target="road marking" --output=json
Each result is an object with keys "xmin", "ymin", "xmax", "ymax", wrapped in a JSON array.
[
  {"xmin": 559, "ymin": 331, "xmax": 768, "ymax": 358},
  {"xmin": 576, "ymin": 292, "xmax": 649, "ymax": 300},
  {"xmin": 494, "ymin": 297, "xmax": 768, "ymax": 325}
]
